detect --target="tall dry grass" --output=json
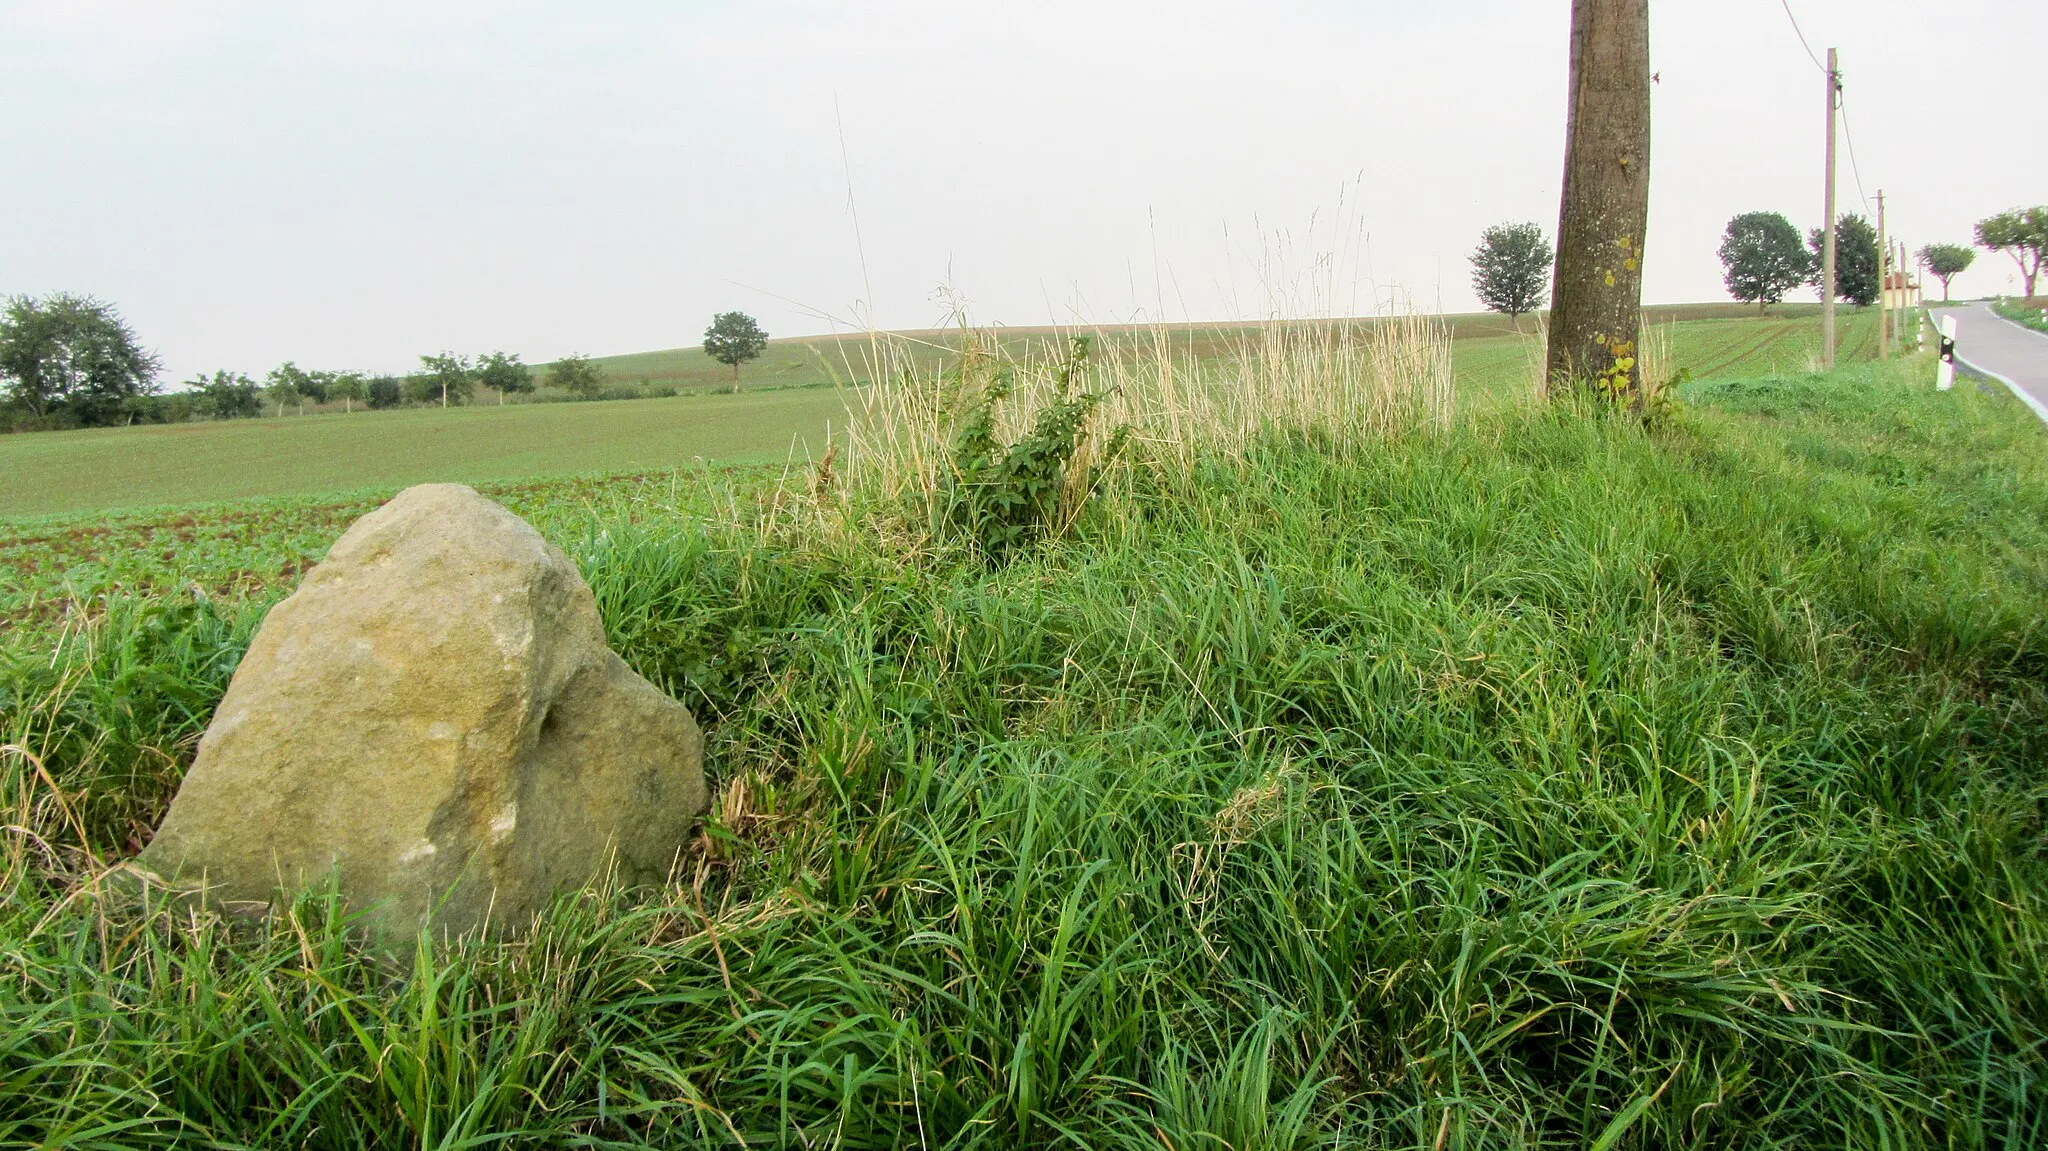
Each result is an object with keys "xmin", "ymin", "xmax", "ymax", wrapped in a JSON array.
[{"xmin": 835, "ymin": 313, "xmax": 1456, "ymax": 511}]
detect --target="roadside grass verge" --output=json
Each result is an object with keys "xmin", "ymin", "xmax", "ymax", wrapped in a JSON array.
[
  {"xmin": 2, "ymin": 354, "xmax": 2045, "ymax": 1146},
  {"xmin": 1993, "ymin": 297, "xmax": 2048, "ymax": 336}
]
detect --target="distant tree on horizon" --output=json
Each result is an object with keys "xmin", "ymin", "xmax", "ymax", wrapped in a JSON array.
[
  {"xmin": 703, "ymin": 311, "xmax": 768, "ymax": 389},
  {"xmin": 1718, "ymin": 212, "xmax": 1812, "ymax": 314},
  {"xmin": 1469, "ymin": 223, "xmax": 1553, "ymax": 329},
  {"xmin": 414, "ymin": 352, "xmax": 475, "ymax": 407},
  {"xmin": 545, "ymin": 354, "xmax": 605, "ymax": 398},
  {"xmin": 1916, "ymin": 243, "xmax": 1975, "ymax": 302},
  {"xmin": 1975, "ymin": 208, "xmax": 2046, "ymax": 299},
  {"xmin": 265, "ymin": 361, "xmax": 312, "ymax": 417},
  {"xmin": 192, "ymin": 370, "xmax": 262, "ymax": 420},
  {"xmin": 1810, "ymin": 214, "xmax": 1881, "ymax": 307},
  {"xmin": 367, "ymin": 375, "xmax": 403, "ymax": 409},
  {"xmin": 476, "ymin": 351, "xmax": 532, "ymax": 404},
  {"xmin": 329, "ymin": 370, "xmax": 367, "ymax": 413},
  {"xmin": 0, "ymin": 293, "xmax": 160, "ymax": 428}
]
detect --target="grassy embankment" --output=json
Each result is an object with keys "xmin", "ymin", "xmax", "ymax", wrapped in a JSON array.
[
  {"xmin": 10, "ymin": 311, "xmax": 2027, "ymax": 1148},
  {"xmin": 0, "ymin": 305, "xmax": 1878, "ymax": 519},
  {"xmin": 1992, "ymin": 297, "xmax": 2048, "ymax": 335}
]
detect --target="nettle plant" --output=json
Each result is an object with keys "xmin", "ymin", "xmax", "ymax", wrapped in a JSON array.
[{"xmin": 935, "ymin": 335, "xmax": 1129, "ymax": 559}]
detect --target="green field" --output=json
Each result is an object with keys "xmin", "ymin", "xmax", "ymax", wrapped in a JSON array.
[
  {"xmin": 5, "ymin": 348, "xmax": 2045, "ymax": 1146},
  {"xmin": 590, "ymin": 302, "xmax": 1881, "ymax": 388},
  {"xmin": 0, "ymin": 388, "xmax": 851, "ymax": 518},
  {"xmin": 1, "ymin": 305, "xmax": 1883, "ymax": 521}
]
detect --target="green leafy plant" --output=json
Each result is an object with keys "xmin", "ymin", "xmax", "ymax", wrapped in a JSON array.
[{"xmin": 935, "ymin": 335, "xmax": 1127, "ymax": 558}]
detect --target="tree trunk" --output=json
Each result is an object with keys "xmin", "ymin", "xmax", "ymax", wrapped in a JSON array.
[{"xmin": 1545, "ymin": 0, "xmax": 1651, "ymax": 404}]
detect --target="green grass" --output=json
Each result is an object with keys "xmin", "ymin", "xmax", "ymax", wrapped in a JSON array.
[
  {"xmin": 4, "ymin": 347, "xmax": 2045, "ymax": 1146},
  {"xmin": 1992, "ymin": 297, "xmax": 2048, "ymax": 335},
  {"xmin": 2, "ymin": 306, "xmax": 1882, "ymax": 521},
  {"xmin": 0, "ymin": 389, "xmax": 850, "ymax": 518}
]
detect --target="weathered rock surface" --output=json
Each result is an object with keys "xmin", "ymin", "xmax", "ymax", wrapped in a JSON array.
[{"xmin": 137, "ymin": 483, "xmax": 705, "ymax": 936}]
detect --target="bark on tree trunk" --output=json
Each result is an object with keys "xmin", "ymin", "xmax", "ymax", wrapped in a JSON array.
[{"xmin": 1545, "ymin": 0, "xmax": 1651, "ymax": 404}]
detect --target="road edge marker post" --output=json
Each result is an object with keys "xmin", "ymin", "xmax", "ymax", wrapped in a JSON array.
[{"xmin": 1936, "ymin": 314, "xmax": 1957, "ymax": 392}]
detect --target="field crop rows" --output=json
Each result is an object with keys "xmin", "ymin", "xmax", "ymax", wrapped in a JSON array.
[
  {"xmin": 0, "ymin": 471, "xmax": 724, "ymax": 634},
  {"xmin": 0, "ymin": 388, "xmax": 851, "ymax": 518}
]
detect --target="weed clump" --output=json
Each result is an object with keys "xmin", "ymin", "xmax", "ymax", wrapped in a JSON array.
[{"xmin": 934, "ymin": 335, "xmax": 1128, "ymax": 559}]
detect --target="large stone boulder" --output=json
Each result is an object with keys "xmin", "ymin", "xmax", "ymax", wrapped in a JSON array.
[{"xmin": 136, "ymin": 483, "xmax": 705, "ymax": 937}]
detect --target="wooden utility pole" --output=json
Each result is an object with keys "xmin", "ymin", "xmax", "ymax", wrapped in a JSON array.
[
  {"xmin": 1892, "ymin": 237, "xmax": 1908, "ymax": 350},
  {"xmin": 1877, "ymin": 189, "xmax": 1889, "ymax": 359},
  {"xmin": 1821, "ymin": 48, "xmax": 1840, "ymax": 368},
  {"xmin": 1546, "ymin": 0, "xmax": 1652, "ymax": 402}
]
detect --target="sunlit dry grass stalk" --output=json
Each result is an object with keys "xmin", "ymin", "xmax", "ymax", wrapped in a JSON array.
[{"xmin": 838, "ymin": 313, "xmax": 1457, "ymax": 507}]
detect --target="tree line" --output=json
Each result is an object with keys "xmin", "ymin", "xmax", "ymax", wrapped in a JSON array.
[
  {"xmin": 1716, "ymin": 206, "xmax": 2045, "ymax": 312},
  {"xmin": 0, "ymin": 296, "xmax": 773, "ymax": 433},
  {"xmin": 1462, "ymin": 204, "xmax": 2045, "ymax": 331}
]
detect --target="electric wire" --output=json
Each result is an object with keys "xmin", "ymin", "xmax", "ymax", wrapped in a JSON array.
[
  {"xmin": 1779, "ymin": 0, "xmax": 1875, "ymax": 219},
  {"xmin": 1778, "ymin": 0, "xmax": 1827, "ymax": 73},
  {"xmin": 1838, "ymin": 95, "xmax": 1874, "ymax": 216}
]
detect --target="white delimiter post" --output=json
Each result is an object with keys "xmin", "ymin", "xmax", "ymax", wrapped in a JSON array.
[{"xmin": 1937, "ymin": 315, "xmax": 1958, "ymax": 392}]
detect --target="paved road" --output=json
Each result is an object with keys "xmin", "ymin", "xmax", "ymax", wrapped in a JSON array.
[{"xmin": 1930, "ymin": 303, "xmax": 2048, "ymax": 424}]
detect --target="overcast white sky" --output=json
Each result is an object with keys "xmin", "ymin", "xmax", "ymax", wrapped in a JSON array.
[{"xmin": 2, "ymin": 1, "xmax": 2042, "ymax": 381}]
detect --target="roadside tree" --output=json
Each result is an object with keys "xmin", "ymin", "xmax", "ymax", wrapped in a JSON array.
[
  {"xmin": 703, "ymin": 311, "xmax": 768, "ymax": 390},
  {"xmin": 1545, "ymin": 0, "xmax": 1651, "ymax": 404},
  {"xmin": 0, "ymin": 293, "xmax": 161, "ymax": 427},
  {"xmin": 545, "ymin": 354, "xmax": 605, "ymax": 398},
  {"xmin": 1470, "ymin": 222, "xmax": 1553, "ymax": 328},
  {"xmin": 1718, "ymin": 212, "xmax": 1811, "ymax": 313},
  {"xmin": 476, "ymin": 351, "xmax": 532, "ymax": 404},
  {"xmin": 1915, "ymin": 244, "xmax": 1974, "ymax": 302},
  {"xmin": 1809, "ymin": 214, "xmax": 1880, "ymax": 307},
  {"xmin": 1975, "ymin": 208, "xmax": 2046, "ymax": 299}
]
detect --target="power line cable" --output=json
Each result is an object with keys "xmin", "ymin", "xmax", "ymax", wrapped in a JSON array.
[
  {"xmin": 1837, "ymin": 94, "xmax": 1874, "ymax": 215},
  {"xmin": 1778, "ymin": 0, "xmax": 1827, "ymax": 72},
  {"xmin": 1778, "ymin": 0, "xmax": 1874, "ymax": 217}
]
